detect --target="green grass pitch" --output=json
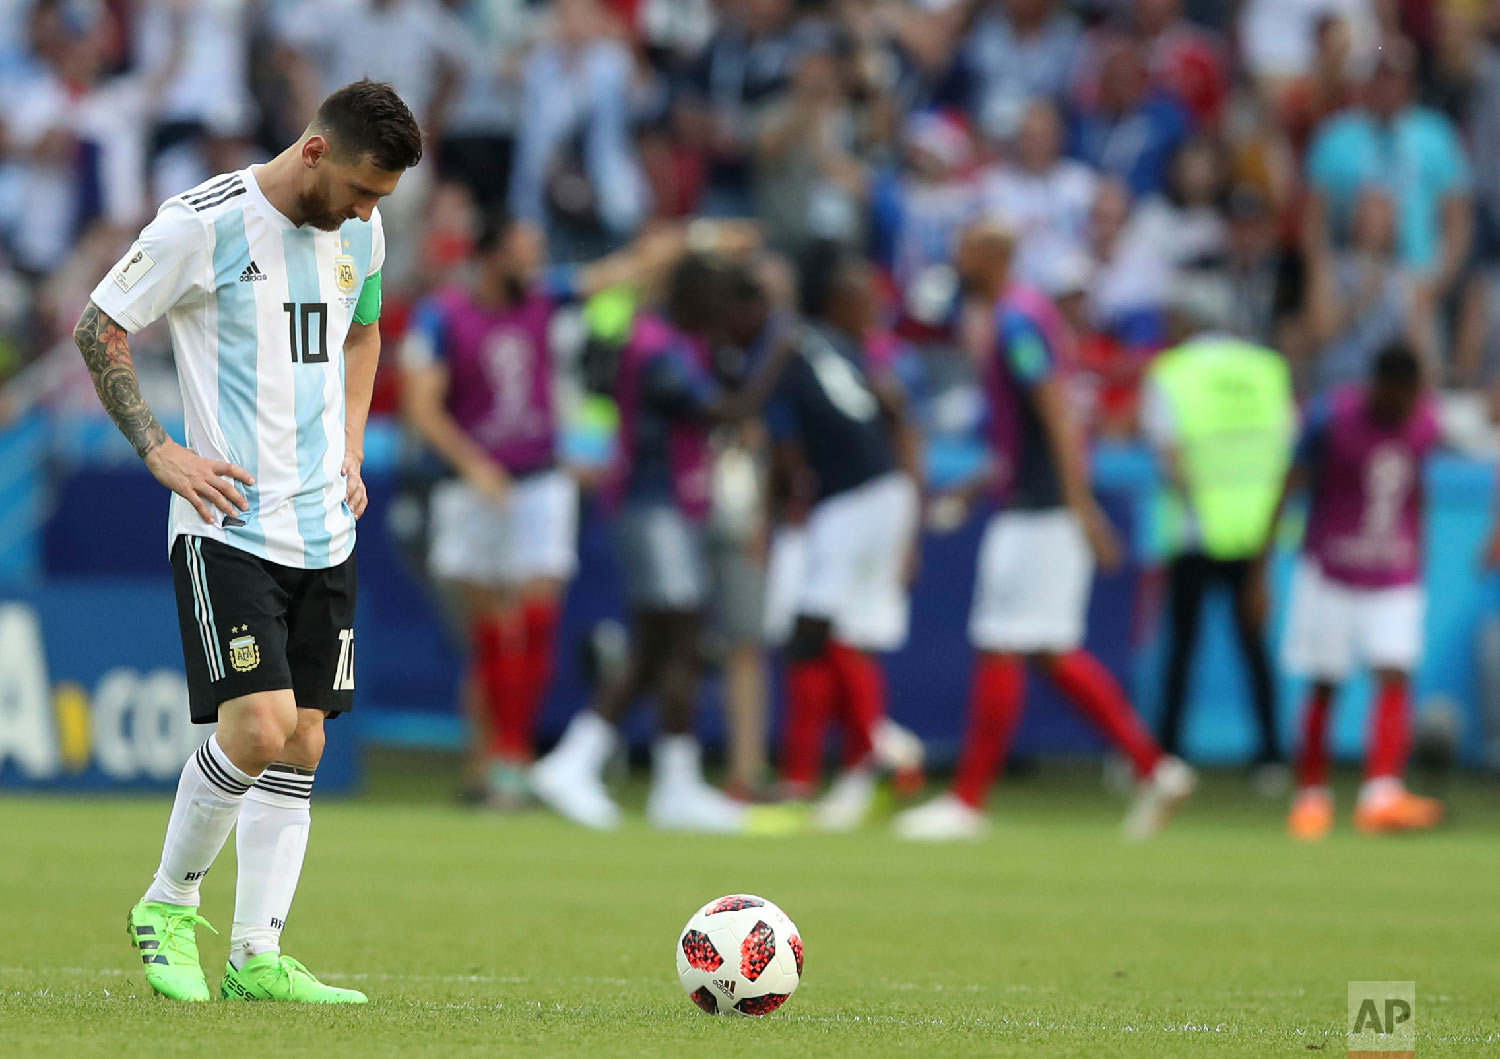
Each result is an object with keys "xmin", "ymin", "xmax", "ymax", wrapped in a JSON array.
[{"xmin": 3, "ymin": 759, "xmax": 1498, "ymax": 1058}]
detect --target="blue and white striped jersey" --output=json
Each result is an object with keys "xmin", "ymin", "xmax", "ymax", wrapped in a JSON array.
[{"xmin": 91, "ymin": 167, "xmax": 385, "ymax": 570}]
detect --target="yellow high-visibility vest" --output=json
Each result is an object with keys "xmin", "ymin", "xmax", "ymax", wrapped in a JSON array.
[{"xmin": 1149, "ymin": 337, "xmax": 1295, "ymax": 559}]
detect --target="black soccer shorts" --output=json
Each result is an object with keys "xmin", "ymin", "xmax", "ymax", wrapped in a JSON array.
[{"xmin": 170, "ymin": 534, "xmax": 357, "ymax": 723}]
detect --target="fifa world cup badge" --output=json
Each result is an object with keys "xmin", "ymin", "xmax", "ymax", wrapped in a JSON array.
[
  {"xmin": 334, "ymin": 255, "xmax": 358, "ymax": 295},
  {"xmin": 228, "ymin": 626, "xmax": 261, "ymax": 673}
]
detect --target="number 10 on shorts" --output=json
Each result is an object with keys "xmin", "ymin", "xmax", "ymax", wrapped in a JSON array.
[{"xmin": 334, "ymin": 628, "xmax": 355, "ymax": 691}]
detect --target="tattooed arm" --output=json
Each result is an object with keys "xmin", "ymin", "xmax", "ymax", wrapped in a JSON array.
[
  {"xmin": 73, "ymin": 301, "xmax": 169, "ymax": 459},
  {"xmin": 73, "ymin": 300, "xmax": 255, "ymax": 523}
]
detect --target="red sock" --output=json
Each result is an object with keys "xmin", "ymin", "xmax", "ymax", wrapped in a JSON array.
[
  {"xmin": 952, "ymin": 653, "xmax": 1027, "ymax": 809},
  {"xmin": 1365, "ymin": 675, "xmax": 1412, "ymax": 781},
  {"xmin": 1050, "ymin": 649, "xmax": 1162, "ymax": 780},
  {"xmin": 828, "ymin": 641, "xmax": 885, "ymax": 768},
  {"xmin": 1296, "ymin": 685, "xmax": 1335, "ymax": 789},
  {"xmin": 781, "ymin": 658, "xmax": 838, "ymax": 791},
  {"xmin": 473, "ymin": 615, "xmax": 527, "ymax": 759},
  {"xmin": 518, "ymin": 598, "xmax": 562, "ymax": 761}
]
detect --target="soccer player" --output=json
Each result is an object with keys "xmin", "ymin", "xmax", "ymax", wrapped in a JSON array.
[
  {"xmin": 73, "ymin": 81, "xmax": 422, "ymax": 1003},
  {"xmin": 894, "ymin": 222, "xmax": 1195, "ymax": 842},
  {"xmin": 399, "ymin": 213, "xmax": 682, "ymax": 807},
  {"xmin": 761, "ymin": 245, "xmax": 923, "ymax": 830},
  {"xmin": 1283, "ymin": 344, "xmax": 1444, "ymax": 839},
  {"xmin": 531, "ymin": 252, "xmax": 794, "ymax": 831}
]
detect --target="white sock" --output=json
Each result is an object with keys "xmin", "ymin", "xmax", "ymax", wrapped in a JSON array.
[
  {"xmin": 142, "ymin": 734, "xmax": 258, "ymax": 907},
  {"xmin": 229, "ymin": 763, "xmax": 314, "ymax": 969},
  {"xmin": 653, "ymin": 734, "xmax": 704, "ymax": 791},
  {"xmin": 1358, "ymin": 775, "xmax": 1404, "ymax": 808},
  {"xmin": 549, "ymin": 711, "xmax": 616, "ymax": 776}
]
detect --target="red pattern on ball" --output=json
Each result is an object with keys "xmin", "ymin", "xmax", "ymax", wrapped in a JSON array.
[
  {"xmin": 689, "ymin": 986, "xmax": 719, "ymax": 1014},
  {"xmin": 681, "ymin": 930, "xmax": 723, "ymax": 971},
  {"xmin": 789, "ymin": 934, "xmax": 803, "ymax": 976},
  {"xmin": 707, "ymin": 895, "xmax": 765, "ymax": 915},
  {"xmin": 735, "ymin": 993, "xmax": 790, "ymax": 1016},
  {"xmin": 739, "ymin": 920, "xmax": 775, "ymax": 981}
]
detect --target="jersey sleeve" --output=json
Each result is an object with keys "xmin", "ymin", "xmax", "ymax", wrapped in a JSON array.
[
  {"xmin": 398, "ymin": 297, "xmax": 447, "ymax": 370},
  {"xmin": 641, "ymin": 348, "xmax": 720, "ymax": 419},
  {"xmin": 540, "ymin": 265, "xmax": 583, "ymax": 304},
  {"xmin": 999, "ymin": 314, "xmax": 1056, "ymax": 391},
  {"xmin": 1293, "ymin": 393, "xmax": 1332, "ymax": 468},
  {"xmin": 368, "ymin": 206, "xmax": 387, "ymax": 276},
  {"xmin": 89, "ymin": 199, "xmax": 209, "ymax": 333}
]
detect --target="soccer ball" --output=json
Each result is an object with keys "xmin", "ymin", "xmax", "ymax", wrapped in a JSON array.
[{"xmin": 676, "ymin": 894, "xmax": 803, "ymax": 1016}]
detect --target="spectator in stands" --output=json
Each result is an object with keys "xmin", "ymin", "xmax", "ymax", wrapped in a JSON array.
[
  {"xmin": 1086, "ymin": 179, "xmax": 1170, "ymax": 352},
  {"xmin": 433, "ymin": 0, "xmax": 540, "ymax": 215},
  {"xmin": 1069, "ymin": 34, "xmax": 1191, "ymax": 200},
  {"xmin": 870, "ymin": 109, "xmax": 980, "ymax": 298},
  {"xmin": 510, "ymin": 0, "xmax": 651, "ymax": 261},
  {"xmin": 1217, "ymin": 184, "xmax": 1308, "ymax": 355},
  {"xmin": 0, "ymin": 4, "xmax": 145, "ymax": 281},
  {"xmin": 1306, "ymin": 186, "xmax": 1433, "ymax": 395},
  {"xmin": 1276, "ymin": 14, "xmax": 1359, "ymax": 157},
  {"xmin": 959, "ymin": 0, "xmax": 1082, "ymax": 141},
  {"xmin": 1075, "ymin": 0, "xmax": 1230, "ymax": 131},
  {"xmin": 1239, "ymin": 0, "xmax": 1377, "ymax": 99},
  {"xmin": 1130, "ymin": 137, "xmax": 1230, "ymax": 273},
  {"xmin": 675, "ymin": 0, "xmax": 800, "ymax": 219},
  {"xmin": 1306, "ymin": 38, "xmax": 1473, "ymax": 295},
  {"xmin": 135, "ymin": 0, "xmax": 256, "ymax": 201},
  {"xmin": 981, "ymin": 97, "xmax": 1096, "ymax": 289},
  {"xmin": 754, "ymin": 31, "xmax": 871, "ymax": 258},
  {"xmin": 276, "ymin": 0, "xmax": 466, "ymax": 136}
]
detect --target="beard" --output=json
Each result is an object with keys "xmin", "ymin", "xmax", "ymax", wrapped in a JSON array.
[{"xmin": 294, "ymin": 181, "xmax": 346, "ymax": 231}]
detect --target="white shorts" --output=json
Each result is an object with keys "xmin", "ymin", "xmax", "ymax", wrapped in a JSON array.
[
  {"xmin": 1282, "ymin": 560, "xmax": 1424, "ymax": 680},
  {"xmin": 968, "ymin": 508, "xmax": 1093, "ymax": 653},
  {"xmin": 767, "ymin": 472, "xmax": 918, "ymax": 652},
  {"xmin": 428, "ymin": 471, "xmax": 579, "ymax": 586}
]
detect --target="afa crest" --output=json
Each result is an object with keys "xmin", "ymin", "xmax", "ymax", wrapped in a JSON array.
[
  {"xmin": 334, "ymin": 254, "xmax": 358, "ymax": 295},
  {"xmin": 228, "ymin": 626, "xmax": 260, "ymax": 673}
]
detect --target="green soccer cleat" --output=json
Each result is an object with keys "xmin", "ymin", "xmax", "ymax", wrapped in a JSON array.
[
  {"xmin": 126, "ymin": 901, "xmax": 216, "ymax": 1002},
  {"xmin": 220, "ymin": 953, "xmax": 368, "ymax": 1004}
]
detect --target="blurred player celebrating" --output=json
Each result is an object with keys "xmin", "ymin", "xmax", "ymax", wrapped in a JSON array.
[
  {"xmin": 74, "ymin": 81, "xmax": 421, "ymax": 1003},
  {"xmin": 895, "ymin": 223, "xmax": 1195, "ymax": 842},
  {"xmin": 400, "ymin": 213, "xmax": 680, "ymax": 807},
  {"xmin": 761, "ymin": 245, "xmax": 923, "ymax": 830},
  {"xmin": 531, "ymin": 251, "xmax": 794, "ymax": 832},
  {"xmin": 1283, "ymin": 344, "xmax": 1443, "ymax": 839}
]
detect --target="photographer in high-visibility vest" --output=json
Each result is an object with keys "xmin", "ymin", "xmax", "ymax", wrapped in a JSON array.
[{"xmin": 1141, "ymin": 278, "xmax": 1296, "ymax": 787}]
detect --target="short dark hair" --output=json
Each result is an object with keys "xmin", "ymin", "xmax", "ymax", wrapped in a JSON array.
[
  {"xmin": 1372, "ymin": 342, "xmax": 1421, "ymax": 388},
  {"xmin": 475, "ymin": 209, "xmax": 517, "ymax": 255},
  {"xmin": 798, "ymin": 240, "xmax": 862, "ymax": 321},
  {"xmin": 313, "ymin": 79, "xmax": 423, "ymax": 171},
  {"xmin": 666, "ymin": 252, "xmax": 733, "ymax": 329}
]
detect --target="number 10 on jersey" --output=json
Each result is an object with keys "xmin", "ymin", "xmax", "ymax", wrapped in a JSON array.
[{"xmin": 284, "ymin": 302, "xmax": 329, "ymax": 363}]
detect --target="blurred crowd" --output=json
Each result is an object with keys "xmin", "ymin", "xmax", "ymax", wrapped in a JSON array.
[{"xmin": 10, "ymin": 0, "xmax": 1500, "ymax": 430}]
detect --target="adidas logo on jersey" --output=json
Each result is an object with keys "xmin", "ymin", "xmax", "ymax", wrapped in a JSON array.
[{"xmin": 239, "ymin": 261, "xmax": 267, "ymax": 283}]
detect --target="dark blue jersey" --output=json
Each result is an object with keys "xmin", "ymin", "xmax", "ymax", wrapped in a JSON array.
[{"xmin": 766, "ymin": 323, "xmax": 896, "ymax": 501}]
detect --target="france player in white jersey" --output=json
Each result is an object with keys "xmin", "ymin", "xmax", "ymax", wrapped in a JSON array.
[{"xmin": 73, "ymin": 80, "xmax": 422, "ymax": 1005}]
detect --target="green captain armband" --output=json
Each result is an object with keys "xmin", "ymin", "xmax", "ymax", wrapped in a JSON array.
[{"xmin": 352, "ymin": 271, "xmax": 382, "ymax": 325}]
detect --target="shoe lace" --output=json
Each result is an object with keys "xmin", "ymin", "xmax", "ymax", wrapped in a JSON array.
[
  {"xmin": 272, "ymin": 955, "xmax": 323, "ymax": 997},
  {"xmin": 160, "ymin": 910, "xmax": 217, "ymax": 964}
]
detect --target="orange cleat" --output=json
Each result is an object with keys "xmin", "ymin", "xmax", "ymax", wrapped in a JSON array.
[
  {"xmin": 1354, "ymin": 788, "xmax": 1444, "ymax": 834},
  {"xmin": 1288, "ymin": 789, "xmax": 1335, "ymax": 841}
]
